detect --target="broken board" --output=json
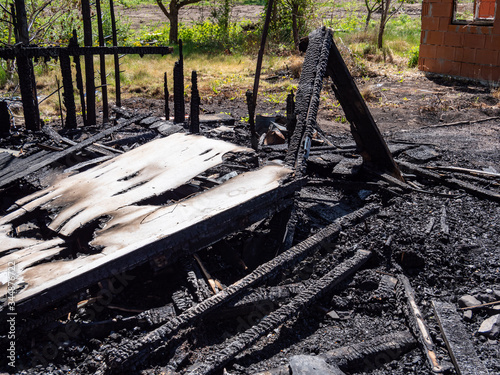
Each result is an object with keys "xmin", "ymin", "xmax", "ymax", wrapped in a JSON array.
[{"xmin": 0, "ymin": 133, "xmax": 296, "ymax": 316}]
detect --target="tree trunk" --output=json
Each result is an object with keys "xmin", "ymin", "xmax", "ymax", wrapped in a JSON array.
[
  {"xmin": 168, "ymin": 1, "xmax": 179, "ymax": 43},
  {"xmin": 291, "ymin": 4, "xmax": 299, "ymax": 50}
]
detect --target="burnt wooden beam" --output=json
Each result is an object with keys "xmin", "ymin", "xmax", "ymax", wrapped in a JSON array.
[
  {"xmin": 0, "ymin": 101, "xmax": 11, "ymax": 135},
  {"xmin": 164, "ymin": 72, "xmax": 170, "ymax": 120},
  {"xmin": 0, "ymin": 46, "xmax": 174, "ymax": 59},
  {"xmin": 96, "ymin": 0, "xmax": 109, "ymax": 123},
  {"xmin": 285, "ymin": 27, "xmax": 332, "ymax": 176},
  {"xmin": 173, "ymin": 41, "xmax": 185, "ymax": 124},
  {"xmin": 109, "ymin": 0, "xmax": 121, "ymax": 107},
  {"xmin": 59, "ymin": 50, "xmax": 77, "ymax": 129},
  {"xmin": 432, "ymin": 301, "xmax": 490, "ymax": 375},
  {"xmin": 13, "ymin": 0, "xmax": 40, "ymax": 131},
  {"xmin": 82, "ymin": 0, "xmax": 96, "ymax": 126},
  {"xmin": 0, "ymin": 114, "xmax": 147, "ymax": 189},
  {"xmin": 71, "ymin": 30, "xmax": 87, "ymax": 126},
  {"xmin": 326, "ymin": 31, "xmax": 402, "ymax": 180},
  {"xmin": 97, "ymin": 203, "xmax": 378, "ymax": 373},
  {"xmin": 185, "ymin": 250, "xmax": 372, "ymax": 375},
  {"xmin": 189, "ymin": 71, "xmax": 200, "ymax": 133},
  {"xmin": 398, "ymin": 275, "xmax": 445, "ymax": 373}
]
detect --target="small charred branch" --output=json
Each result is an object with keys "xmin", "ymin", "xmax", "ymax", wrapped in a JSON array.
[
  {"xmin": 432, "ymin": 301, "xmax": 490, "ymax": 375},
  {"xmin": 0, "ymin": 114, "xmax": 147, "ymax": 189},
  {"xmin": 164, "ymin": 72, "xmax": 170, "ymax": 120},
  {"xmin": 398, "ymin": 275, "xmax": 445, "ymax": 373},
  {"xmin": 59, "ymin": 50, "xmax": 77, "ymax": 129},
  {"xmin": 82, "ymin": 0, "xmax": 96, "ymax": 126},
  {"xmin": 70, "ymin": 30, "xmax": 87, "ymax": 126},
  {"xmin": 189, "ymin": 71, "xmax": 200, "ymax": 133},
  {"xmin": 96, "ymin": 0, "xmax": 109, "ymax": 123},
  {"xmin": 186, "ymin": 250, "xmax": 372, "ymax": 375},
  {"xmin": 286, "ymin": 90, "xmax": 296, "ymax": 140},
  {"xmin": 397, "ymin": 160, "xmax": 500, "ymax": 203},
  {"xmin": 184, "ymin": 257, "xmax": 212, "ymax": 303},
  {"xmin": 109, "ymin": 0, "xmax": 121, "ymax": 107},
  {"xmin": 0, "ymin": 101, "xmax": 11, "ymax": 135},
  {"xmin": 173, "ymin": 61, "xmax": 185, "ymax": 124},
  {"xmin": 326, "ymin": 31, "xmax": 402, "ymax": 180},
  {"xmin": 99, "ymin": 204, "xmax": 378, "ymax": 373},
  {"xmin": 285, "ymin": 27, "xmax": 332, "ymax": 176}
]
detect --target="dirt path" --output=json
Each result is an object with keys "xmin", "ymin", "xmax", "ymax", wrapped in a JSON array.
[{"xmin": 118, "ymin": 4, "xmax": 264, "ymax": 31}]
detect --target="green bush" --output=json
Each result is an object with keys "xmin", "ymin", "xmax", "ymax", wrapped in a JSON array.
[{"xmin": 407, "ymin": 45, "xmax": 419, "ymax": 68}]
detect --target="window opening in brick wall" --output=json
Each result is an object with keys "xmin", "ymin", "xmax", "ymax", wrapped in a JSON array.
[{"xmin": 454, "ymin": 0, "xmax": 496, "ymax": 24}]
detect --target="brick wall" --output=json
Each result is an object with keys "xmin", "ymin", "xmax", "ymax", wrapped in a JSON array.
[{"xmin": 418, "ymin": 0, "xmax": 500, "ymax": 83}]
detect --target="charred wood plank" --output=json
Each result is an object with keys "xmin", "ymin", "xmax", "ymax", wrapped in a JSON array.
[
  {"xmin": 285, "ymin": 27, "xmax": 332, "ymax": 175},
  {"xmin": 70, "ymin": 30, "xmax": 87, "ymax": 126},
  {"xmin": 253, "ymin": 330, "xmax": 417, "ymax": 374},
  {"xmin": 59, "ymin": 50, "xmax": 77, "ymax": 129},
  {"xmin": 109, "ymin": 0, "xmax": 121, "ymax": 107},
  {"xmin": 0, "ymin": 101, "xmax": 11, "ymax": 135},
  {"xmin": 0, "ymin": 150, "xmax": 52, "ymax": 182},
  {"xmin": 432, "ymin": 301, "xmax": 490, "ymax": 375},
  {"xmin": 164, "ymin": 72, "xmax": 170, "ymax": 120},
  {"xmin": 82, "ymin": 0, "xmax": 96, "ymax": 126},
  {"xmin": 173, "ymin": 61, "xmax": 184, "ymax": 123},
  {"xmin": 96, "ymin": 0, "xmax": 109, "ymax": 123},
  {"xmin": 326, "ymin": 33, "xmax": 402, "ymax": 180},
  {"xmin": 189, "ymin": 71, "xmax": 200, "ymax": 134},
  {"xmin": 398, "ymin": 274, "xmax": 445, "ymax": 372},
  {"xmin": 397, "ymin": 160, "xmax": 500, "ymax": 203},
  {"xmin": 185, "ymin": 250, "xmax": 372, "ymax": 375},
  {"xmin": 0, "ymin": 115, "xmax": 146, "ymax": 189},
  {"xmin": 99, "ymin": 204, "xmax": 378, "ymax": 373}
]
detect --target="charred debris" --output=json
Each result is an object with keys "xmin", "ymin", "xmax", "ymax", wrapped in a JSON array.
[{"xmin": 0, "ymin": 3, "xmax": 499, "ymax": 374}]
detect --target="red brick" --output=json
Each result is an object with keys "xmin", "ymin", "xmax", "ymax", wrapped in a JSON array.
[
  {"xmin": 420, "ymin": 44, "xmax": 438, "ymax": 59},
  {"xmin": 461, "ymin": 62, "xmax": 485, "ymax": 79},
  {"xmin": 478, "ymin": 66, "xmax": 500, "ymax": 81},
  {"xmin": 438, "ymin": 17, "xmax": 451, "ymax": 30},
  {"xmin": 438, "ymin": 46, "xmax": 456, "ymax": 61},
  {"xmin": 437, "ymin": 58, "xmax": 461, "ymax": 76},
  {"xmin": 444, "ymin": 31, "xmax": 463, "ymax": 46},
  {"xmin": 464, "ymin": 33, "xmax": 486, "ymax": 48},
  {"xmin": 475, "ymin": 49, "xmax": 498, "ymax": 65},
  {"xmin": 430, "ymin": 3, "xmax": 453, "ymax": 17},
  {"xmin": 484, "ymin": 35, "xmax": 500, "ymax": 51},
  {"xmin": 454, "ymin": 47, "xmax": 464, "ymax": 62},
  {"xmin": 463, "ymin": 48, "xmax": 477, "ymax": 63},
  {"xmin": 422, "ymin": 2, "xmax": 430, "ymax": 17},
  {"xmin": 421, "ymin": 16, "xmax": 440, "ymax": 31},
  {"xmin": 425, "ymin": 58, "xmax": 439, "ymax": 72},
  {"xmin": 427, "ymin": 31, "xmax": 445, "ymax": 45}
]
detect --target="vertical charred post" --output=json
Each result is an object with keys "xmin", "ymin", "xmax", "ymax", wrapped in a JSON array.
[
  {"xmin": 109, "ymin": 0, "xmax": 121, "ymax": 107},
  {"xmin": 173, "ymin": 40, "xmax": 185, "ymax": 124},
  {"xmin": 13, "ymin": 0, "xmax": 40, "ymax": 131},
  {"xmin": 246, "ymin": 90, "xmax": 257, "ymax": 149},
  {"xmin": 286, "ymin": 90, "xmax": 296, "ymax": 140},
  {"xmin": 0, "ymin": 101, "xmax": 11, "ymax": 136},
  {"xmin": 189, "ymin": 71, "xmax": 200, "ymax": 134},
  {"xmin": 70, "ymin": 30, "xmax": 87, "ymax": 126},
  {"xmin": 96, "ymin": 0, "xmax": 109, "ymax": 123},
  {"xmin": 59, "ymin": 50, "xmax": 77, "ymax": 129},
  {"xmin": 164, "ymin": 72, "xmax": 170, "ymax": 120},
  {"xmin": 82, "ymin": 0, "xmax": 96, "ymax": 126}
]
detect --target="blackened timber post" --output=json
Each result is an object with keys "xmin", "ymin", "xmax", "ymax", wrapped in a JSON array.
[
  {"xmin": 70, "ymin": 31, "xmax": 87, "ymax": 126},
  {"xmin": 109, "ymin": 0, "xmax": 121, "ymax": 107},
  {"xmin": 0, "ymin": 101, "xmax": 11, "ymax": 136},
  {"xmin": 82, "ymin": 0, "xmax": 96, "ymax": 126},
  {"xmin": 189, "ymin": 70, "xmax": 200, "ymax": 134},
  {"xmin": 164, "ymin": 72, "xmax": 170, "ymax": 120},
  {"xmin": 13, "ymin": 0, "xmax": 40, "ymax": 131},
  {"xmin": 59, "ymin": 50, "xmax": 77, "ymax": 129},
  {"xmin": 56, "ymin": 77, "xmax": 64, "ymax": 128},
  {"xmin": 286, "ymin": 90, "xmax": 296, "ymax": 140},
  {"xmin": 96, "ymin": 0, "xmax": 109, "ymax": 123},
  {"xmin": 173, "ymin": 40, "xmax": 185, "ymax": 124}
]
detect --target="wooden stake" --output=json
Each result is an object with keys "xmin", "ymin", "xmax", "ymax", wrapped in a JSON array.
[
  {"xmin": 96, "ymin": 0, "xmax": 109, "ymax": 123},
  {"xmin": 82, "ymin": 0, "xmax": 96, "ymax": 126},
  {"xmin": 109, "ymin": 0, "xmax": 121, "ymax": 107}
]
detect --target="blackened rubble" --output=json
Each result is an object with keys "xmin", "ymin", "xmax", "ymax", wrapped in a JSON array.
[{"xmin": 0, "ymin": 27, "xmax": 499, "ymax": 375}]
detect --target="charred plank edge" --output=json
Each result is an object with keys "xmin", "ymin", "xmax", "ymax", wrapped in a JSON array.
[
  {"xmin": 253, "ymin": 330, "xmax": 417, "ymax": 374},
  {"xmin": 398, "ymin": 274, "xmax": 444, "ymax": 373},
  {"xmin": 98, "ymin": 203, "xmax": 378, "ymax": 373},
  {"xmin": 8, "ymin": 177, "xmax": 303, "ymax": 317},
  {"xmin": 0, "ymin": 114, "xmax": 147, "ymax": 189},
  {"xmin": 185, "ymin": 250, "xmax": 372, "ymax": 375},
  {"xmin": 397, "ymin": 160, "xmax": 500, "ymax": 202},
  {"xmin": 432, "ymin": 300, "xmax": 490, "ymax": 375}
]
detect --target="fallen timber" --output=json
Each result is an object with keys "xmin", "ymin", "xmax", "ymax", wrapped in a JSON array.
[
  {"xmin": 0, "ymin": 133, "xmax": 303, "ymax": 320},
  {"xmin": 92, "ymin": 203, "xmax": 378, "ymax": 373},
  {"xmin": 184, "ymin": 250, "xmax": 372, "ymax": 375}
]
